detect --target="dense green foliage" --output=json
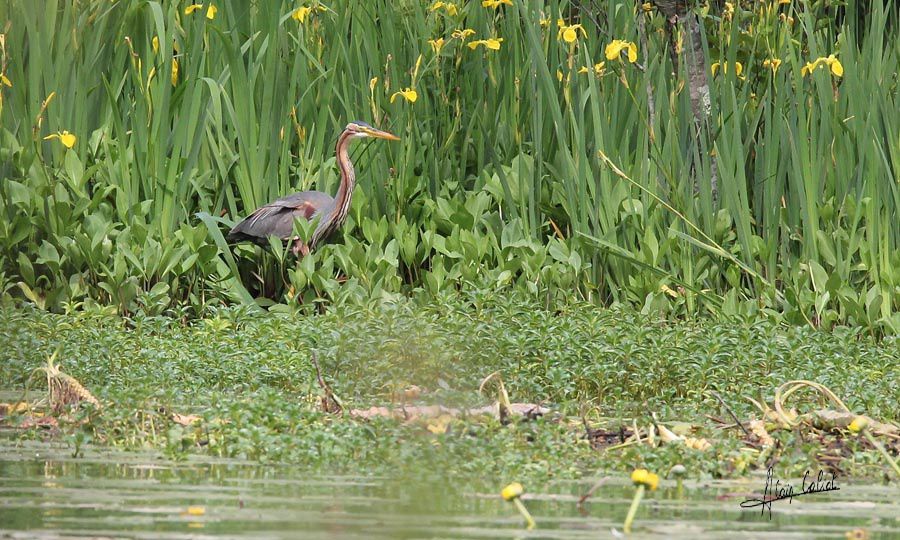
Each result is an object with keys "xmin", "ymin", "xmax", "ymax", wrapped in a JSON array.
[
  {"xmin": 0, "ymin": 1, "xmax": 898, "ymax": 332},
  {"xmin": 2, "ymin": 295, "xmax": 898, "ymax": 477}
]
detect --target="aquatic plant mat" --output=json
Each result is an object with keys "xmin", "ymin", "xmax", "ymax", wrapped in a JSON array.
[{"xmin": 1, "ymin": 297, "xmax": 898, "ymax": 536}]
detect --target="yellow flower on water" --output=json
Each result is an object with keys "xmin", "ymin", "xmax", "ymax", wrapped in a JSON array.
[
  {"xmin": 482, "ymin": 0, "xmax": 512, "ymax": 8},
  {"xmin": 428, "ymin": 38, "xmax": 445, "ymax": 54},
  {"xmin": 711, "ymin": 61, "xmax": 743, "ymax": 78},
  {"xmin": 185, "ymin": 506, "xmax": 205, "ymax": 516},
  {"xmin": 630, "ymin": 468, "xmax": 659, "ymax": 491},
  {"xmin": 801, "ymin": 54, "xmax": 843, "ymax": 77},
  {"xmin": 451, "ymin": 28, "xmax": 476, "ymax": 40},
  {"xmin": 43, "ymin": 130, "xmax": 77, "ymax": 149},
  {"xmin": 184, "ymin": 4, "xmax": 217, "ymax": 19},
  {"xmin": 763, "ymin": 58, "xmax": 782, "ymax": 72},
  {"xmin": 605, "ymin": 40, "xmax": 638, "ymax": 62},
  {"xmin": 501, "ymin": 482, "xmax": 524, "ymax": 501},
  {"xmin": 848, "ymin": 416, "xmax": 869, "ymax": 433},
  {"xmin": 429, "ymin": 1, "xmax": 458, "ymax": 16},
  {"xmin": 467, "ymin": 38, "xmax": 503, "ymax": 50},
  {"xmin": 558, "ymin": 23, "xmax": 586, "ymax": 44},
  {"xmin": 390, "ymin": 87, "xmax": 418, "ymax": 103}
]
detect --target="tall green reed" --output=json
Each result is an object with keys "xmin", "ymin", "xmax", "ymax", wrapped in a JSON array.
[{"xmin": 0, "ymin": 0, "xmax": 896, "ymax": 333}]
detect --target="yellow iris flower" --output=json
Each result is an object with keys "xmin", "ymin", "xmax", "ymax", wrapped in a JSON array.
[
  {"xmin": 390, "ymin": 88, "xmax": 418, "ymax": 103},
  {"xmin": 0, "ymin": 73, "xmax": 10, "ymax": 87},
  {"xmin": 428, "ymin": 38, "xmax": 445, "ymax": 54},
  {"xmin": 711, "ymin": 61, "xmax": 744, "ymax": 78},
  {"xmin": 451, "ymin": 28, "xmax": 476, "ymax": 40},
  {"xmin": 467, "ymin": 38, "xmax": 503, "ymax": 50},
  {"xmin": 482, "ymin": 0, "xmax": 512, "ymax": 7},
  {"xmin": 577, "ymin": 62, "xmax": 606, "ymax": 76},
  {"xmin": 763, "ymin": 58, "xmax": 782, "ymax": 72},
  {"xmin": 292, "ymin": 7, "xmax": 312, "ymax": 22},
  {"xmin": 605, "ymin": 40, "xmax": 638, "ymax": 62},
  {"xmin": 801, "ymin": 54, "xmax": 843, "ymax": 77},
  {"xmin": 292, "ymin": 4, "xmax": 325, "ymax": 23},
  {"xmin": 43, "ymin": 130, "xmax": 77, "ymax": 149},
  {"xmin": 558, "ymin": 23, "xmax": 586, "ymax": 44},
  {"xmin": 429, "ymin": 1, "xmax": 458, "ymax": 16},
  {"xmin": 184, "ymin": 4, "xmax": 217, "ymax": 19}
]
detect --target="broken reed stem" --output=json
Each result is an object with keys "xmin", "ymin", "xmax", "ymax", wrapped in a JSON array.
[
  {"xmin": 577, "ymin": 477, "xmax": 609, "ymax": 506},
  {"xmin": 710, "ymin": 390, "xmax": 752, "ymax": 438}
]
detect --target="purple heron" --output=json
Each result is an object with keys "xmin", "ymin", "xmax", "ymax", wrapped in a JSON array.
[{"xmin": 228, "ymin": 121, "xmax": 399, "ymax": 256}]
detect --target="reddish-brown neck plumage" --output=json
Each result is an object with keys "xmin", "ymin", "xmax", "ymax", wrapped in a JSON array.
[
  {"xmin": 331, "ymin": 129, "xmax": 356, "ymax": 225},
  {"xmin": 311, "ymin": 128, "xmax": 356, "ymax": 248}
]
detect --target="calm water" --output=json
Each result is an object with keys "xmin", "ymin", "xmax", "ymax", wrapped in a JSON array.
[{"xmin": 1, "ymin": 441, "xmax": 898, "ymax": 539}]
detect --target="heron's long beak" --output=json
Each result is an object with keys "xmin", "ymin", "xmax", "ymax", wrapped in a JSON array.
[{"xmin": 366, "ymin": 127, "xmax": 400, "ymax": 141}]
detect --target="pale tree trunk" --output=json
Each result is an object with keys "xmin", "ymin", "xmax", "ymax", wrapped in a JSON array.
[{"xmin": 649, "ymin": 1, "xmax": 719, "ymax": 203}]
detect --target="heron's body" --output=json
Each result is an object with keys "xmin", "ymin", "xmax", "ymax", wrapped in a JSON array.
[{"xmin": 227, "ymin": 122, "xmax": 398, "ymax": 256}]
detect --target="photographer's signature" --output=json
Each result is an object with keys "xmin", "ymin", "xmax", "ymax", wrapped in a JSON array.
[{"xmin": 740, "ymin": 467, "xmax": 839, "ymax": 519}]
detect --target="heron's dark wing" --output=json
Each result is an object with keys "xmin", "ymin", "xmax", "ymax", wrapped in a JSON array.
[{"xmin": 228, "ymin": 191, "xmax": 334, "ymax": 242}]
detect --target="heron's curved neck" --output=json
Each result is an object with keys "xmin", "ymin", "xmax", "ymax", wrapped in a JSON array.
[{"xmin": 331, "ymin": 129, "xmax": 356, "ymax": 226}]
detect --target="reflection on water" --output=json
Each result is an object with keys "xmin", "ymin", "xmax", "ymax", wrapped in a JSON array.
[{"xmin": 0, "ymin": 441, "xmax": 897, "ymax": 539}]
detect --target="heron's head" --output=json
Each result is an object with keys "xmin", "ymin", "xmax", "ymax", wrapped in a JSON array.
[{"xmin": 346, "ymin": 121, "xmax": 400, "ymax": 141}]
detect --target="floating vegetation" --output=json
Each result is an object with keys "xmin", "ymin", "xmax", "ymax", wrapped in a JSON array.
[{"xmin": 1, "ymin": 302, "xmax": 896, "ymax": 483}]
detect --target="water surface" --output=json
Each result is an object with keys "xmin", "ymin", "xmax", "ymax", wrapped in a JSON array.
[{"xmin": 1, "ymin": 441, "xmax": 897, "ymax": 539}]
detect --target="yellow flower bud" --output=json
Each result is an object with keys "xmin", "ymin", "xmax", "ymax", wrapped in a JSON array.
[
  {"xmin": 630, "ymin": 468, "xmax": 659, "ymax": 490},
  {"xmin": 501, "ymin": 482, "xmax": 524, "ymax": 501}
]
